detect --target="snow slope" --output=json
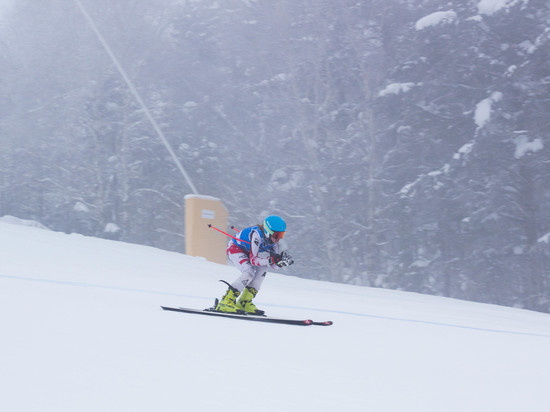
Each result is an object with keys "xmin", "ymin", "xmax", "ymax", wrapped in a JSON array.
[{"xmin": 1, "ymin": 218, "xmax": 550, "ymax": 412}]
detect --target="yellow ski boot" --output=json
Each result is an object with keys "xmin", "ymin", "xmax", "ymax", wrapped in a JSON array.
[
  {"xmin": 215, "ymin": 286, "xmax": 241, "ymax": 313},
  {"xmin": 236, "ymin": 287, "xmax": 265, "ymax": 316}
]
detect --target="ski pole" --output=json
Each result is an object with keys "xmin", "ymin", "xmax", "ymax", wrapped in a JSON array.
[{"xmin": 208, "ymin": 224, "xmax": 251, "ymax": 244}]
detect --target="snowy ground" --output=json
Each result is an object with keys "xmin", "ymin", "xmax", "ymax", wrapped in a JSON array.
[{"xmin": 1, "ymin": 217, "xmax": 550, "ymax": 412}]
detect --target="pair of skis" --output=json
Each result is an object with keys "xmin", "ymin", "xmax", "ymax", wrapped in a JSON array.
[{"xmin": 161, "ymin": 305, "xmax": 333, "ymax": 326}]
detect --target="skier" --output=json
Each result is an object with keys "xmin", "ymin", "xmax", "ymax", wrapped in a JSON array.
[{"xmin": 216, "ymin": 215, "xmax": 294, "ymax": 315}]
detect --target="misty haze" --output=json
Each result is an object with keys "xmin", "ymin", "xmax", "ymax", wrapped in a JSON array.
[{"xmin": 1, "ymin": 0, "xmax": 549, "ymax": 312}]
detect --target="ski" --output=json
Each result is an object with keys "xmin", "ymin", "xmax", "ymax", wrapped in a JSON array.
[
  {"xmin": 160, "ymin": 306, "xmax": 333, "ymax": 326},
  {"xmin": 310, "ymin": 320, "xmax": 334, "ymax": 326}
]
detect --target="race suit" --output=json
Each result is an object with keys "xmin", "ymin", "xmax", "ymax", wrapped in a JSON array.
[{"xmin": 227, "ymin": 225, "xmax": 281, "ymax": 292}]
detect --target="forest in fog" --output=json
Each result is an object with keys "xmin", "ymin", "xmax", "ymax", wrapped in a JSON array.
[{"xmin": 1, "ymin": 0, "xmax": 549, "ymax": 312}]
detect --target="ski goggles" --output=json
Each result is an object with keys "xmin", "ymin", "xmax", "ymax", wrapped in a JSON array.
[{"xmin": 265, "ymin": 227, "xmax": 285, "ymax": 242}]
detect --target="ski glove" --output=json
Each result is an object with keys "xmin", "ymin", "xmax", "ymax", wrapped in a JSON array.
[{"xmin": 271, "ymin": 251, "xmax": 294, "ymax": 267}]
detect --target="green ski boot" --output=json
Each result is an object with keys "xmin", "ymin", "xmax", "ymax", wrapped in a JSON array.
[
  {"xmin": 236, "ymin": 287, "xmax": 265, "ymax": 315},
  {"xmin": 215, "ymin": 285, "xmax": 241, "ymax": 313}
]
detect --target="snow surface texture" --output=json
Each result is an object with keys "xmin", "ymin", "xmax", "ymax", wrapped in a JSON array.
[
  {"xmin": 378, "ymin": 82, "xmax": 415, "ymax": 97},
  {"xmin": 1, "ymin": 218, "xmax": 550, "ymax": 412},
  {"xmin": 415, "ymin": 10, "xmax": 457, "ymax": 30},
  {"xmin": 415, "ymin": 1, "xmax": 530, "ymax": 31},
  {"xmin": 513, "ymin": 135, "xmax": 544, "ymax": 159},
  {"xmin": 474, "ymin": 91, "xmax": 502, "ymax": 127},
  {"xmin": 477, "ymin": 0, "xmax": 529, "ymax": 16}
]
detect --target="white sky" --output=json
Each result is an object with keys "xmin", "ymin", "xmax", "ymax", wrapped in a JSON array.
[{"xmin": 0, "ymin": 0, "xmax": 13, "ymax": 18}]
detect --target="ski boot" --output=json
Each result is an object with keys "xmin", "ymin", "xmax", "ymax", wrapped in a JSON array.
[
  {"xmin": 215, "ymin": 285, "xmax": 241, "ymax": 313},
  {"xmin": 236, "ymin": 287, "xmax": 265, "ymax": 316}
]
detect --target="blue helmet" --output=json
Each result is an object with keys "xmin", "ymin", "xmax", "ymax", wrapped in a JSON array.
[{"xmin": 263, "ymin": 215, "xmax": 286, "ymax": 243}]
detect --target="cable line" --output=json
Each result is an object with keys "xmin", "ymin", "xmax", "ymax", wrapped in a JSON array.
[{"xmin": 73, "ymin": 0, "xmax": 199, "ymax": 195}]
